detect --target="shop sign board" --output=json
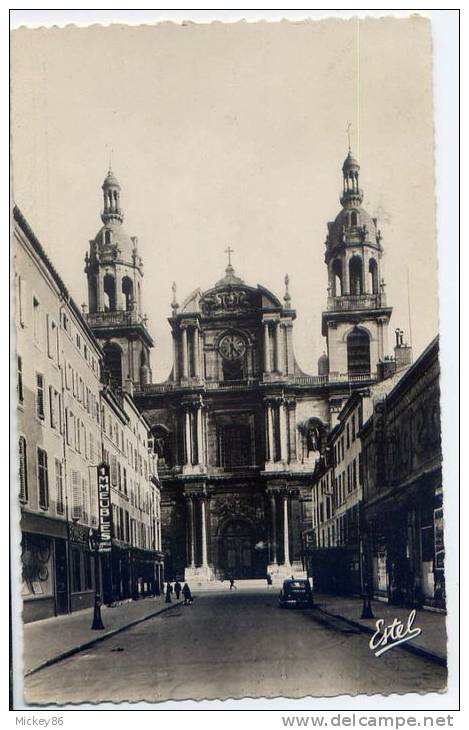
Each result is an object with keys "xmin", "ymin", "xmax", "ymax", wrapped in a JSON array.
[{"xmin": 97, "ymin": 463, "xmax": 112, "ymax": 552}]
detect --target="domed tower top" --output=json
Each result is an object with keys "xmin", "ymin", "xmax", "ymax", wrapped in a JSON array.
[
  {"xmin": 101, "ymin": 166, "xmax": 124, "ymax": 225},
  {"xmin": 340, "ymin": 149, "xmax": 363, "ymax": 208}
]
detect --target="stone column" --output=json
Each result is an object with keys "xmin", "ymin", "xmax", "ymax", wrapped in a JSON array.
[
  {"xmin": 96, "ymin": 272, "xmax": 104, "ymax": 312},
  {"xmin": 200, "ymin": 496, "xmax": 208, "ymax": 568},
  {"xmin": 279, "ymin": 401, "xmax": 288, "ymax": 462},
  {"xmin": 285, "ymin": 322, "xmax": 294, "ymax": 374},
  {"xmin": 186, "ymin": 495, "xmax": 195, "ymax": 568},
  {"xmin": 115, "ymin": 271, "xmax": 124, "ymax": 311},
  {"xmin": 270, "ymin": 493, "xmax": 278, "ymax": 564},
  {"xmin": 265, "ymin": 401, "xmax": 274, "ymax": 462},
  {"xmin": 273, "ymin": 321, "xmax": 281, "ymax": 373},
  {"xmin": 286, "ymin": 399, "xmax": 297, "ymax": 462},
  {"xmin": 263, "ymin": 321, "xmax": 271, "ymax": 373},
  {"xmin": 343, "ymin": 253, "xmax": 350, "ymax": 295},
  {"xmin": 181, "ymin": 326, "xmax": 188, "ymax": 378},
  {"xmin": 196, "ymin": 403, "xmax": 204, "ymax": 466},
  {"xmin": 172, "ymin": 331, "xmax": 179, "ymax": 381},
  {"xmin": 193, "ymin": 326, "xmax": 200, "ymax": 378},
  {"xmin": 184, "ymin": 407, "xmax": 192, "ymax": 465},
  {"xmin": 283, "ymin": 493, "xmax": 291, "ymax": 567}
]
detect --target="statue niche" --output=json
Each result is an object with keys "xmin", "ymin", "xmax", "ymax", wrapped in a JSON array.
[{"xmin": 297, "ymin": 417, "xmax": 327, "ymax": 461}]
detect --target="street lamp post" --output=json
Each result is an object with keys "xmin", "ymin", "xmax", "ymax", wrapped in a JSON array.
[
  {"xmin": 359, "ymin": 507, "xmax": 374, "ymax": 620},
  {"xmin": 88, "ymin": 528, "xmax": 105, "ymax": 630}
]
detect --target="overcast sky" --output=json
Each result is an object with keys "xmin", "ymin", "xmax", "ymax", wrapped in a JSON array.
[{"xmin": 11, "ymin": 17, "xmax": 438, "ymax": 382}]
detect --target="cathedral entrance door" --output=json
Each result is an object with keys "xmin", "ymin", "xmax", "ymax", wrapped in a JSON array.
[{"xmin": 221, "ymin": 520, "xmax": 254, "ymax": 579}]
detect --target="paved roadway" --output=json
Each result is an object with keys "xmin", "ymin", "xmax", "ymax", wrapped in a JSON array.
[{"xmin": 24, "ymin": 588, "xmax": 447, "ymax": 704}]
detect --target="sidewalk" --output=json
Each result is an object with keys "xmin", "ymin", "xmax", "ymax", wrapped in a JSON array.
[
  {"xmin": 314, "ymin": 593, "xmax": 447, "ymax": 665},
  {"xmin": 23, "ymin": 595, "xmax": 179, "ymax": 676}
]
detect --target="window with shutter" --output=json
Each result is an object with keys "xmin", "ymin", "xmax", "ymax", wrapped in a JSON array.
[
  {"xmin": 89, "ymin": 432, "xmax": 95, "ymax": 463},
  {"xmin": 49, "ymin": 386, "xmax": 56, "ymax": 429},
  {"xmin": 36, "ymin": 373, "xmax": 45, "ymax": 419},
  {"xmin": 71, "ymin": 469, "xmax": 82, "ymax": 521},
  {"xmin": 37, "ymin": 448, "xmax": 49, "ymax": 509},
  {"xmin": 19, "ymin": 437, "xmax": 28, "ymax": 502},
  {"xmin": 83, "ymin": 424, "xmax": 87, "ymax": 458},
  {"xmin": 110, "ymin": 454, "xmax": 118, "ymax": 486},
  {"xmin": 33, "ymin": 296, "xmax": 41, "ymax": 344},
  {"xmin": 75, "ymin": 417, "xmax": 81, "ymax": 452},
  {"xmin": 82, "ymin": 477, "xmax": 88, "ymax": 524},
  {"xmin": 55, "ymin": 459, "xmax": 64, "ymax": 514},
  {"xmin": 17, "ymin": 356, "xmax": 24, "ymax": 403},
  {"xmin": 58, "ymin": 393, "xmax": 63, "ymax": 434},
  {"xmin": 46, "ymin": 315, "xmax": 52, "ymax": 358},
  {"xmin": 17, "ymin": 275, "xmax": 25, "ymax": 327}
]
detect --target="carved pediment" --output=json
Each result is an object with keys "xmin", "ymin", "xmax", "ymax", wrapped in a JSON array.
[{"xmin": 200, "ymin": 287, "xmax": 258, "ymax": 316}]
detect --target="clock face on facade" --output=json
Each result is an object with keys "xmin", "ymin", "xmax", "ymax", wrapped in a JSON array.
[{"xmin": 219, "ymin": 334, "xmax": 246, "ymax": 361}]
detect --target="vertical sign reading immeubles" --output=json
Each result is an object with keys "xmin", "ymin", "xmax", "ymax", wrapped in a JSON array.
[{"xmin": 97, "ymin": 463, "xmax": 112, "ymax": 552}]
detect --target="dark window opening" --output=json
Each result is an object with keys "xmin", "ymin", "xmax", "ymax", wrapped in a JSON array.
[
  {"xmin": 332, "ymin": 258, "xmax": 343, "ymax": 297},
  {"xmin": 347, "ymin": 328, "xmax": 371, "ymax": 376},
  {"xmin": 222, "ymin": 357, "xmax": 245, "ymax": 382},
  {"xmin": 103, "ymin": 343, "xmax": 123, "ymax": 389},
  {"xmin": 37, "ymin": 447, "xmax": 49, "ymax": 509},
  {"xmin": 349, "ymin": 256, "xmax": 363, "ymax": 295},
  {"xmin": 103, "ymin": 274, "xmax": 116, "ymax": 312},
  {"xmin": 218, "ymin": 424, "xmax": 252, "ymax": 469},
  {"xmin": 122, "ymin": 276, "xmax": 134, "ymax": 311},
  {"xmin": 369, "ymin": 258, "xmax": 379, "ymax": 294}
]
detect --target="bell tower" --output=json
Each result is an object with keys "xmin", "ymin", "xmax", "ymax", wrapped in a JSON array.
[
  {"xmin": 85, "ymin": 168, "xmax": 154, "ymax": 390},
  {"xmin": 321, "ymin": 150, "xmax": 392, "ymax": 379}
]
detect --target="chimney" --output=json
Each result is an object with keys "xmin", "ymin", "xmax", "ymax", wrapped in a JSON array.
[{"xmin": 394, "ymin": 328, "xmax": 413, "ymax": 370}]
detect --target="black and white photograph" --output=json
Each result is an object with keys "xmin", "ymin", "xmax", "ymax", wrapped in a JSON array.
[{"xmin": 9, "ymin": 9, "xmax": 459, "ymax": 712}]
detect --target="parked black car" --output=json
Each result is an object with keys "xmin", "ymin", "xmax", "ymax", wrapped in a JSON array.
[{"xmin": 278, "ymin": 579, "xmax": 314, "ymax": 608}]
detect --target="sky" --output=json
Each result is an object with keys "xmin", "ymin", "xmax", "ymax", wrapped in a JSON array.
[{"xmin": 11, "ymin": 16, "xmax": 438, "ymax": 382}]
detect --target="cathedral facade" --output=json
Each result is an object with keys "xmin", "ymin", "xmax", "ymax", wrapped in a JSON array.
[{"xmin": 85, "ymin": 150, "xmax": 393, "ymax": 583}]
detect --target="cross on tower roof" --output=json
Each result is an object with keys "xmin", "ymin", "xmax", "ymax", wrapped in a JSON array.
[
  {"xmin": 346, "ymin": 122, "xmax": 352, "ymax": 152},
  {"xmin": 225, "ymin": 246, "xmax": 234, "ymax": 267}
]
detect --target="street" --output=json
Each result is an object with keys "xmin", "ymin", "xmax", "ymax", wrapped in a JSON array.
[{"xmin": 24, "ymin": 588, "xmax": 447, "ymax": 704}]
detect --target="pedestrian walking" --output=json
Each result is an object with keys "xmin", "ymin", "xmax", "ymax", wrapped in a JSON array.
[
  {"xmin": 266, "ymin": 572, "xmax": 272, "ymax": 587},
  {"xmin": 174, "ymin": 580, "xmax": 182, "ymax": 600},
  {"xmin": 165, "ymin": 581, "xmax": 173, "ymax": 603},
  {"xmin": 229, "ymin": 576, "xmax": 236, "ymax": 590},
  {"xmin": 182, "ymin": 582, "xmax": 192, "ymax": 605}
]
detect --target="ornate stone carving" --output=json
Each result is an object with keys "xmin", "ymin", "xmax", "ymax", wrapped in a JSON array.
[{"xmin": 200, "ymin": 287, "xmax": 256, "ymax": 315}]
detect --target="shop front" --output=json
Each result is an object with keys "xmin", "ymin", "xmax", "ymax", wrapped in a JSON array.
[
  {"xmin": 21, "ymin": 512, "xmax": 68, "ymax": 623},
  {"xmin": 364, "ymin": 469, "xmax": 445, "ymax": 610},
  {"xmin": 68, "ymin": 522, "xmax": 100, "ymax": 613}
]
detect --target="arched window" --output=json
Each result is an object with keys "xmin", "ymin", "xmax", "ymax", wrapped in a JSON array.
[
  {"xmin": 349, "ymin": 255, "xmax": 363, "ymax": 295},
  {"xmin": 103, "ymin": 342, "xmax": 123, "ymax": 388},
  {"xmin": 332, "ymin": 259, "xmax": 343, "ymax": 296},
  {"xmin": 350, "ymin": 211, "xmax": 358, "ymax": 226},
  {"xmin": 88, "ymin": 277, "xmax": 98, "ymax": 313},
  {"xmin": 369, "ymin": 258, "xmax": 379, "ymax": 294},
  {"xmin": 103, "ymin": 274, "xmax": 116, "ymax": 312},
  {"xmin": 104, "ymin": 229, "xmax": 112, "ymax": 246},
  {"xmin": 347, "ymin": 327, "xmax": 371, "ymax": 376},
  {"xmin": 122, "ymin": 276, "xmax": 134, "ymax": 311}
]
